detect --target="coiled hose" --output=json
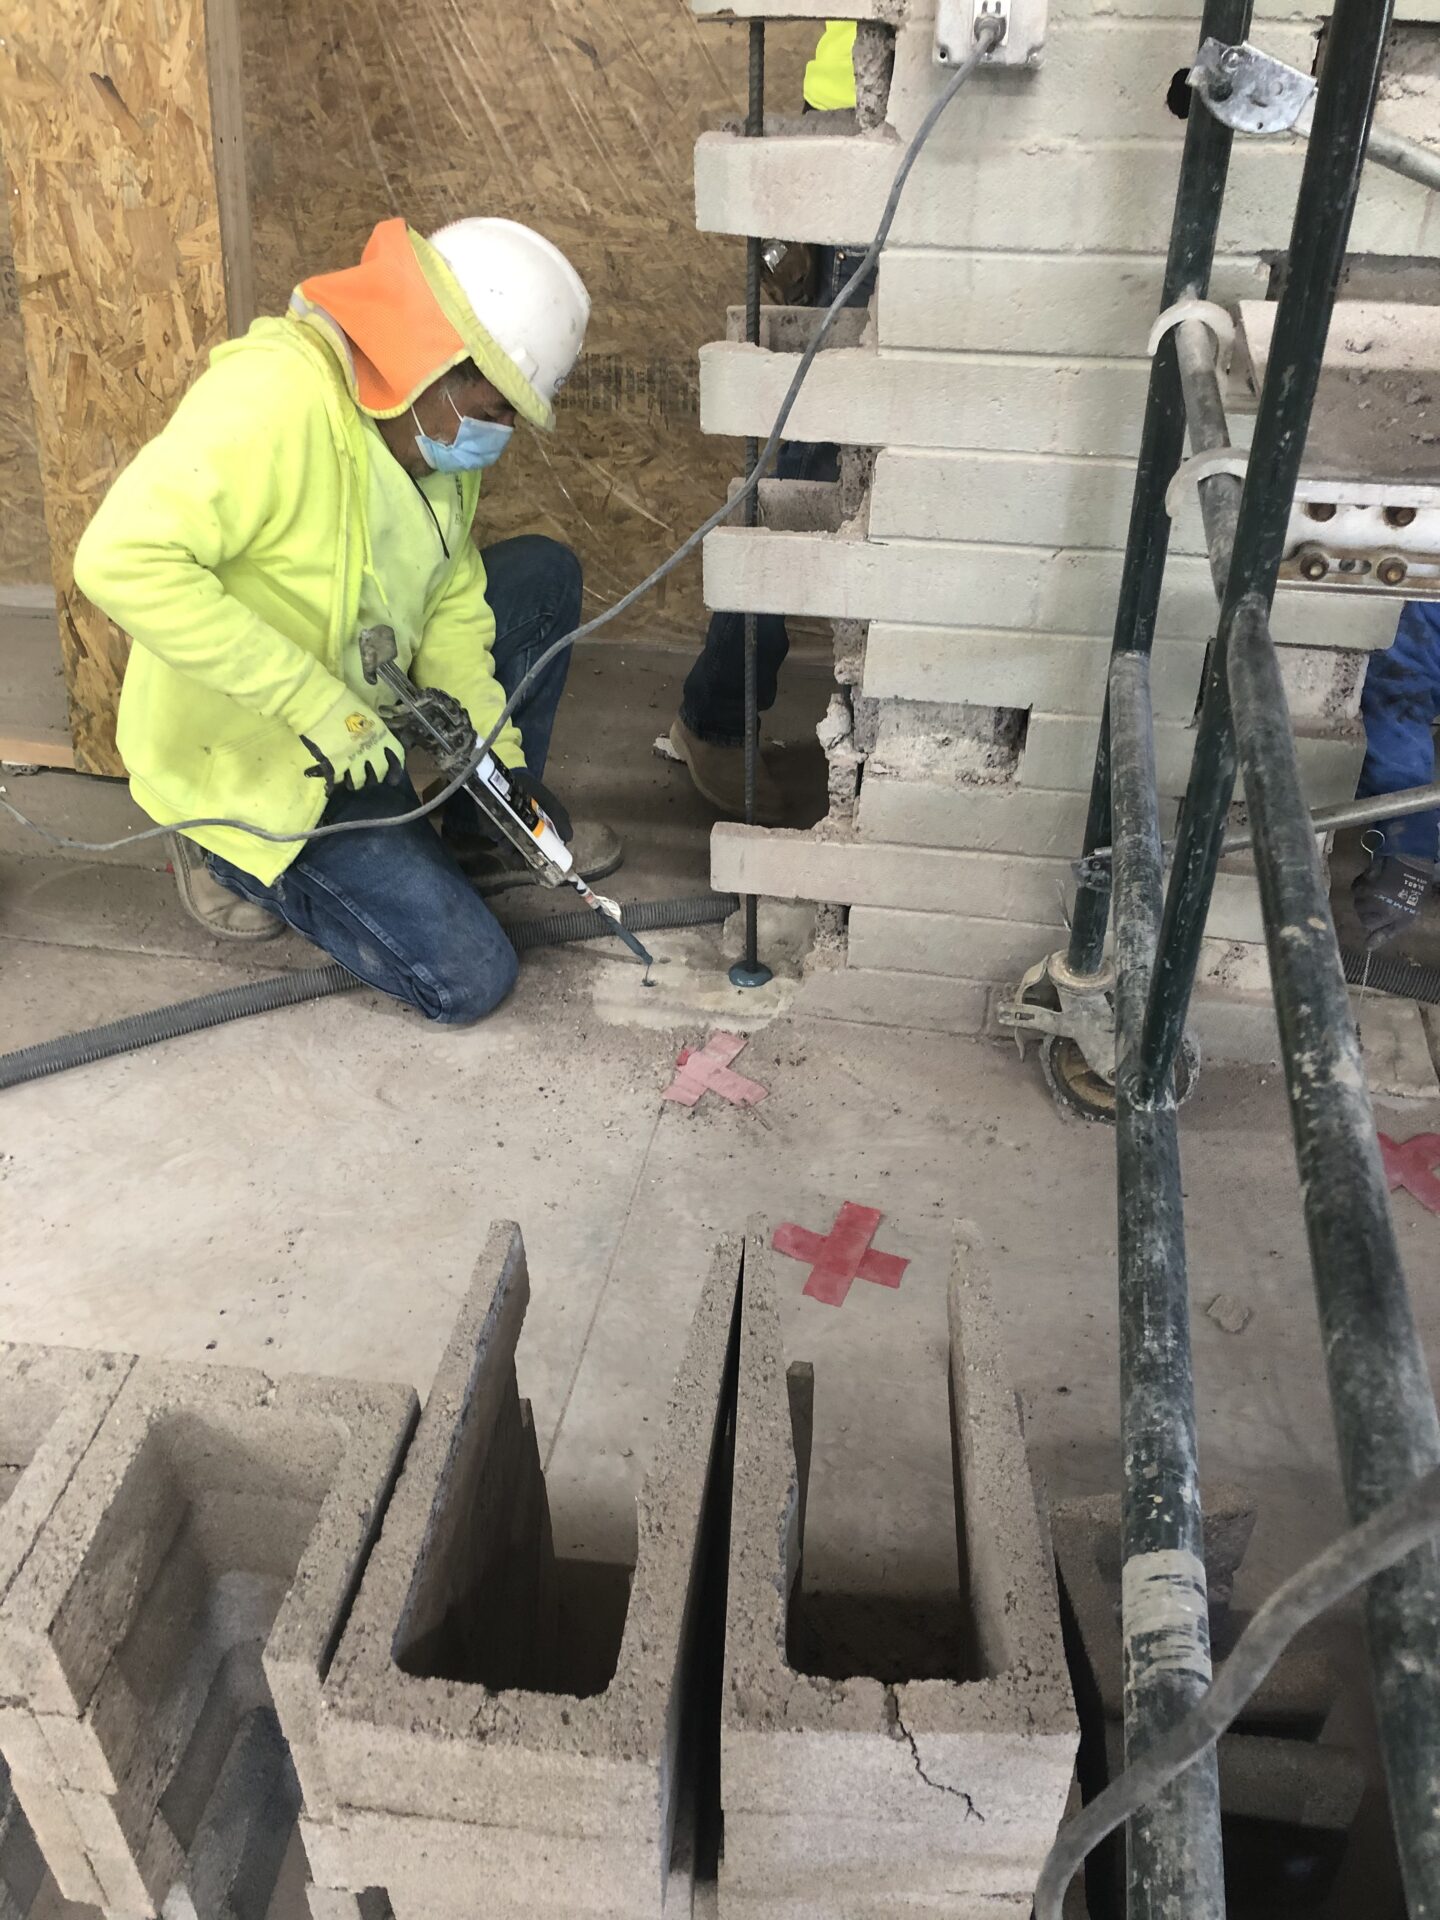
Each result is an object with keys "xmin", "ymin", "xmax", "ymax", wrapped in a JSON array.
[
  {"xmin": 1340, "ymin": 944, "xmax": 1440, "ymax": 1005},
  {"xmin": 0, "ymin": 892, "xmax": 740, "ymax": 1092}
]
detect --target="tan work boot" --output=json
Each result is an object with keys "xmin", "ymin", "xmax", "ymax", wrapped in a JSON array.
[
  {"xmin": 447, "ymin": 817, "xmax": 625, "ymax": 896},
  {"xmin": 171, "ymin": 835, "xmax": 283, "ymax": 941},
  {"xmin": 669, "ymin": 717, "xmax": 785, "ymax": 825}
]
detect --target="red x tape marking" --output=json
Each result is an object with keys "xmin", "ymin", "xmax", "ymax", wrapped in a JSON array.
[
  {"xmin": 772, "ymin": 1203, "xmax": 910, "ymax": 1308},
  {"xmin": 1379, "ymin": 1131, "xmax": 1440, "ymax": 1216},
  {"xmin": 662, "ymin": 1031, "xmax": 767, "ymax": 1109}
]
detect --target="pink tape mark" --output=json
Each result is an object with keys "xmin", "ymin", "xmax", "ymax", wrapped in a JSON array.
[
  {"xmin": 1379, "ymin": 1131, "xmax": 1440, "ymax": 1216},
  {"xmin": 662, "ymin": 1031, "xmax": 767, "ymax": 1109},
  {"xmin": 772, "ymin": 1203, "xmax": 910, "ymax": 1308}
]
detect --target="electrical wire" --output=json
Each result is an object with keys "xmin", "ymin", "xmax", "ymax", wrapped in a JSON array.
[
  {"xmin": 0, "ymin": 20, "xmax": 1003, "ymax": 859},
  {"xmin": 1032, "ymin": 1464, "xmax": 1440, "ymax": 1920}
]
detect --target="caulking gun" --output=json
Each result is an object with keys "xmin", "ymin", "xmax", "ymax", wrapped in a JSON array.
[{"xmin": 357, "ymin": 625, "xmax": 654, "ymax": 972}]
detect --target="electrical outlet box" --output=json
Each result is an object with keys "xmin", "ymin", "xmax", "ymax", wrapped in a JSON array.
[{"xmin": 935, "ymin": 0, "xmax": 1048, "ymax": 68}]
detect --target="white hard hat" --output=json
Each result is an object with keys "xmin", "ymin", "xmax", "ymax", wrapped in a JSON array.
[{"xmin": 427, "ymin": 218, "xmax": 590, "ymax": 432}]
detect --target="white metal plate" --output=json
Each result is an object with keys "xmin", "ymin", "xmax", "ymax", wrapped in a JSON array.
[{"xmin": 935, "ymin": 0, "xmax": 1047, "ymax": 68}]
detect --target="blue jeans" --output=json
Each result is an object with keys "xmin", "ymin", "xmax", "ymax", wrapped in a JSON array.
[
  {"xmin": 209, "ymin": 535, "xmax": 582, "ymax": 1024},
  {"xmin": 1358, "ymin": 600, "xmax": 1440, "ymax": 862},
  {"xmin": 680, "ymin": 245, "xmax": 876, "ymax": 745}
]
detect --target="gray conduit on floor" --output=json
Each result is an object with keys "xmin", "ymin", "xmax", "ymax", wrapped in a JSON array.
[{"xmin": 0, "ymin": 893, "xmax": 740, "ymax": 1091}]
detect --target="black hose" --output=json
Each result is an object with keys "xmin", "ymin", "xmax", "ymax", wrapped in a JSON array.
[
  {"xmin": 0, "ymin": 893, "xmax": 740, "ymax": 1092},
  {"xmin": 1341, "ymin": 944, "xmax": 1440, "ymax": 1006},
  {"xmin": 509, "ymin": 891, "xmax": 739, "ymax": 951}
]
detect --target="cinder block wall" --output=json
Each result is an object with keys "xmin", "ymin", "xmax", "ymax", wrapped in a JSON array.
[{"xmin": 694, "ymin": 0, "xmax": 1440, "ymax": 1054}]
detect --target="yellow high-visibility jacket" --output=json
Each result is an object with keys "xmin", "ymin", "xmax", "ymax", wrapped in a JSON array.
[
  {"xmin": 73, "ymin": 316, "xmax": 522, "ymax": 885},
  {"xmin": 804, "ymin": 20, "xmax": 859, "ymax": 111}
]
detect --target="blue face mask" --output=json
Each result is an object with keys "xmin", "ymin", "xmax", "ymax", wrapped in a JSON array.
[{"xmin": 413, "ymin": 395, "xmax": 514, "ymax": 474}]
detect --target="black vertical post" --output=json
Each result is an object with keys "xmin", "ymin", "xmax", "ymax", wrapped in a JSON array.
[
  {"xmin": 1109, "ymin": 652, "xmax": 1224, "ymax": 1920},
  {"xmin": 730, "ymin": 19, "xmax": 773, "ymax": 991},
  {"xmin": 1065, "ymin": 0, "xmax": 1254, "ymax": 975},
  {"xmin": 1135, "ymin": 0, "xmax": 1397, "ymax": 1095},
  {"xmin": 1228, "ymin": 597, "xmax": 1440, "ymax": 1913}
]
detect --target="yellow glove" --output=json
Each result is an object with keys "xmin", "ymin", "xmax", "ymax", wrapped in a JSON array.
[{"xmin": 300, "ymin": 693, "xmax": 405, "ymax": 792}]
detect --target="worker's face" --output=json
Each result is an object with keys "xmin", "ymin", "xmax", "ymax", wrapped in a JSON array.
[{"xmin": 412, "ymin": 368, "xmax": 516, "ymax": 444}]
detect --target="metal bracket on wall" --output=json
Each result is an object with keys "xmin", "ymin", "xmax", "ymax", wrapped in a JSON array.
[
  {"xmin": 1188, "ymin": 37, "xmax": 1316, "ymax": 135},
  {"xmin": 935, "ymin": 0, "xmax": 1047, "ymax": 70}
]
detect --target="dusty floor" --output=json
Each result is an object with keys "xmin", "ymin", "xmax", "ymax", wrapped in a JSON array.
[{"xmin": 2, "ymin": 642, "xmax": 1438, "ymax": 1917}]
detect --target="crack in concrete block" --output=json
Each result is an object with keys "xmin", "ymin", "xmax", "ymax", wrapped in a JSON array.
[{"xmin": 719, "ymin": 1232, "xmax": 1076, "ymax": 1910}]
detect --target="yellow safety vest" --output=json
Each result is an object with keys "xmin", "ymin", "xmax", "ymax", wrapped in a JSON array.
[{"xmin": 804, "ymin": 20, "xmax": 858, "ymax": 112}]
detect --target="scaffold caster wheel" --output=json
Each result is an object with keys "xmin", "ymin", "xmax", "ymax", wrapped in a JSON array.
[{"xmin": 1040, "ymin": 1034, "xmax": 1200, "ymax": 1124}]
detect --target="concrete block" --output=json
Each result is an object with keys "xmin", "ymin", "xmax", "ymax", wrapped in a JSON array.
[
  {"xmin": 796, "ymin": 959, "xmax": 992, "ymax": 1034},
  {"xmin": 0, "ymin": 1347, "xmax": 134, "ymax": 1615},
  {"xmin": 847, "ymin": 909, "xmax": 1059, "ymax": 982},
  {"xmin": 867, "ymin": 702, "xmax": 1025, "ymax": 787},
  {"xmin": 867, "ymin": 449, "xmax": 1209, "ymax": 554},
  {"xmin": 0, "ymin": 1764, "xmax": 55, "ymax": 1920},
  {"xmin": 1019, "ymin": 712, "xmax": 1365, "ymax": 807},
  {"xmin": 0, "ymin": 1712, "xmax": 58, "ymax": 1791},
  {"xmin": 316, "ymin": 1223, "xmax": 742, "ymax": 1919},
  {"xmin": 1278, "ymin": 646, "xmax": 1370, "ymax": 723},
  {"xmin": 306, "ymin": 1889, "xmax": 392, "ymax": 1920},
  {"xmin": 0, "ymin": 1361, "xmax": 414, "ymax": 1913},
  {"xmin": 855, "ymin": 778, "xmax": 1182, "ymax": 855},
  {"xmin": 711, "ymin": 825, "xmax": 1074, "ymax": 923},
  {"xmin": 882, "ymin": 13, "xmax": 1321, "ymax": 151},
  {"xmin": 719, "ymin": 1234, "xmax": 1076, "ymax": 1910},
  {"xmin": 693, "ymin": 130, "xmax": 1437, "ymax": 258},
  {"xmin": 862, "ymin": 625, "xmax": 1207, "ymax": 722},
  {"xmin": 1356, "ymin": 994, "xmax": 1440, "ymax": 1104},
  {"xmin": 3, "ymin": 1777, "xmax": 102, "ymax": 1909},
  {"xmin": 702, "ymin": 527, "xmax": 1403, "ymax": 654},
  {"xmin": 877, "ymin": 250, "xmax": 1268, "ymax": 358},
  {"xmin": 160, "ymin": 1709, "xmax": 299, "ymax": 1920},
  {"xmin": 700, "ymin": 344, "xmax": 1150, "ymax": 461}
]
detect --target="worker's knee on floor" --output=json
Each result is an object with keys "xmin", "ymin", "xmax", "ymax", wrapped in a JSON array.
[
  {"xmin": 420, "ymin": 921, "xmax": 522, "ymax": 1029},
  {"xmin": 429, "ymin": 939, "xmax": 519, "ymax": 1026}
]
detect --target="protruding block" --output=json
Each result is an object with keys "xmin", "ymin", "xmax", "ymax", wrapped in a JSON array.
[
  {"xmin": 313, "ymin": 1223, "xmax": 743, "ymax": 1920},
  {"xmin": 720, "ymin": 1233, "xmax": 1076, "ymax": 1909}
]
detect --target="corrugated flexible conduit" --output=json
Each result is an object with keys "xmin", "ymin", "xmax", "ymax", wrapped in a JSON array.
[{"xmin": 0, "ymin": 892, "xmax": 740, "ymax": 1091}]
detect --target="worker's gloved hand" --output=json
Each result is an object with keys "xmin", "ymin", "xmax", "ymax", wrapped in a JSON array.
[
  {"xmin": 300, "ymin": 694, "xmax": 405, "ymax": 793},
  {"xmin": 507, "ymin": 766, "xmax": 573, "ymax": 843},
  {"xmin": 1352, "ymin": 853, "xmax": 1435, "ymax": 950}
]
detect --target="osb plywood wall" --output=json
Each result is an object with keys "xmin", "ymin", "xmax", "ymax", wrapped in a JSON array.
[
  {"xmin": 0, "ymin": 194, "xmax": 48, "ymax": 583},
  {"xmin": 0, "ymin": 0, "xmax": 232, "ymax": 770},
  {"xmin": 239, "ymin": 0, "xmax": 810, "ymax": 643},
  {"xmin": 0, "ymin": 5, "xmax": 810, "ymax": 603}
]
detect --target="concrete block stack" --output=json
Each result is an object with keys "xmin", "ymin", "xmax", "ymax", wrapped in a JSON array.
[
  {"xmin": 0, "ymin": 1346, "xmax": 415, "ymax": 1920},
  {"xmin": 298, "ymin": 1222, "xmax": 742, "ymax": 1920},
  {"xmin": 0, "ymin": 1226, "xmax": 1083, "ymax": 1915},
  {"xmin": 693, "ymin": 0, "xmax": 1438, "ymax": 1056},
  {"xmin": 1052, "ymin": 1492, "xmax": 1366, "ymax": 1915},
  {"xmin": 719, "ymin": 1231, "xmax": 1077, "ymax": 1916}
]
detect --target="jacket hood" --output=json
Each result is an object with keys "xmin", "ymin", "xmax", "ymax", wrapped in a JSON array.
[{"xmin": 289, "ymin": 218, "xmax": 553, "ymax": 429}]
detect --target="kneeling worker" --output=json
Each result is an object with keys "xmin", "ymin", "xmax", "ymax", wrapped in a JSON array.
[{"xmin": 75, "ymin": 216, "xmax": 616, "ymax": 1024}]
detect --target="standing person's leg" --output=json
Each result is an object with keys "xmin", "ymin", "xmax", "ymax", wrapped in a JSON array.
[
  {"xmin": 672, "ymin": 241, "xmax": 874, "ymax": 821},
  {"xmin": 208, "ymin": 775, "xmax": 519, "ymax": 1024},
  {"xmin": 475, "ymin": 532, "xmax": 583, "ymax": 778},
  {"xmin": 441, "ymin": 532, "xmax": 622, "ymax": 883}
]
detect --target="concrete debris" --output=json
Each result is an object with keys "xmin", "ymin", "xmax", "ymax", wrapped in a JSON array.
[{"xmin": 1205, "ymin": 1291, "xmax": 1254, "ymax": 1336}]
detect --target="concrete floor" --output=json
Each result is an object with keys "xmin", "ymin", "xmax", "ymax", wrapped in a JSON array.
[{"xmin": 2, "ymin": 641, "xmax": 1439, "ymax": 1917}]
